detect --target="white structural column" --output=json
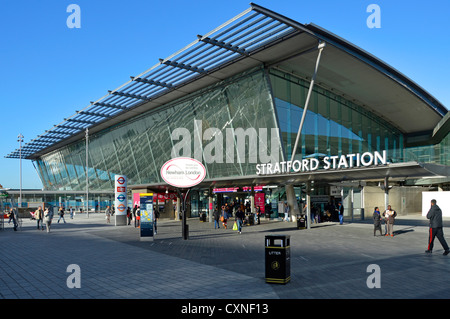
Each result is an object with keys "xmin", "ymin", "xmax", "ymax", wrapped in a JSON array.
[
  {"xmin": 306, "ymin": 181, "xmax": 312, "ymax": 229},
  {"xmin": 285, "ymin": 184, "xmax": 300, "ymax": 222},
  {"xmin": 290, "ymin": 42, "xmax": 326, "ymax": 164}
]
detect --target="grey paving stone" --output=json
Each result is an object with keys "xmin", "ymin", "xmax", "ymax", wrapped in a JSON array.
[{"xmin": 1, "ymin": 213, "xmax": 449, "ymax": 301}]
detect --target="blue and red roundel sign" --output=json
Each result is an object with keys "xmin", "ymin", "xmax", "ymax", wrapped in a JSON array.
[{"xmin": 117, "ymin": 176, "xmax": 126, "ymax": 185}]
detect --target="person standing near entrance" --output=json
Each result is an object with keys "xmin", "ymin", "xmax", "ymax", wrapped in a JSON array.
[
  {"xmin": 43, "ymin": 207, "xmax": 53, "ymax": 233},
  {"xmin": 154, "ymin": 207, "xmax": 160, "ymax": 235},
  {"xmin": 127, "ymin": 207, "xmax": 132, "ymax": 225},
  {"xmin": 221, "ymin": 205, "xmax": 229, "ymax": 229},
  {"xmin": 284, "ymin": 202, "xmax": 290, "ymax": 222},
  {"xmin": 383, "ymin": 205, "xmax": 397, "ymax": 237},
  {"xmin": 425, "ymin": 199, "xmax": 450, "ymax": 255},
  {"xmin": 373, "ymin": 207, "xmax": 382, "ymax": 236},
  {"xmin": 213, "ymin": 206, "xmax": 220, "ymax": 229},
  {"xmin": 105, "ymin": 206, "xmax": 111, "ymax": 224},
  {"xmin": 235, "ymin": 206, "xmax": 245, "ymax": 234},
  {"xmin": 337, "ymin": 202, "xmax": 344, "ymax": 225},
  {"xmin": 35, "ymin": 206, "xmax": 44, "ymax": 231},
  {"xmin": 132, "ymin": 205, "xmax": 138, "ymax": 227}
]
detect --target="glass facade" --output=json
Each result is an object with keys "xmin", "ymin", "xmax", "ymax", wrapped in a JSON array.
[
  {"xmin": 33, "ymin": 65, "xmax": 447, "ymax": 192},
  {"xmin": 404, "ymin": 133, "xmax": 450, "ymax": 166},
  {"xmin": 34, "ymin": 67, "xmax": 281, "ymax": 191},
  {"xmin": 1, "ymin": 191, "xmax": 115, "ymax": 213},
  {"xmin": 269, "ymin": 69, "xmax": 404, "ymax": 162}
]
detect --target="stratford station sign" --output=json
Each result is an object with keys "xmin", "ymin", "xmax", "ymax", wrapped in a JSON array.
[{"xmin": 256, "ymin": 150, "xmax": 387, "ymax": 176}]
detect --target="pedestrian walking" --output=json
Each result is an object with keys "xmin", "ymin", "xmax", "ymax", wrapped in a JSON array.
[
  {"xmin": 69, "ymin": 206, "xmax": 74, "ymax": 219},
  {"xmin": 425, "ymin": 199, "xmax": 450, "ymax": 255},
  {"xmin": 105, "ymin": 206, "xmax": 111, "ymax": 223},
  {"xmin": 35, "ymin": 206, "xmax": 44, "ymax": 231},
  {"xmin": 383, "ymin": 205, "xmax": 397, "ymax": 237},
  {"xmin": 136, "ymin": 207, "xmax": 140, "ymax": 227},
  {"xmin": 221, "ymin": 205, "xmax": 229, "ymax": 229},
  {"xmin": 133, "ymin": 205, "xmax": 138, "ymax": 227},
  {"xmin": 43, "ymin": 207, "xmax": 53, "ymax": 233},
  {"xmin": 213, "ymin": 206, "xmax": 220, "ymax": 229},
  {"xmin": 57, "ymin": 207, "xmax": 66, "ymax": 223},
  {"xmin": 154, "ymin": 207, "xmax": 159, "ymax": 234},
  {"xmin": 235, "ymin": 207, "xmax": 245, "ymax": 234},
  {"xmin": 337, "ymin": 202, "xmax": 344, "ymax": 225},
  {"xmin": 284, "ymin": 202, "xmax": 290, "ymax": 222},
  {"xmin": 8, "ymin": 208, "xmax": 18, "ymax": 231},
  {"xmin": 127, "ymin": 207, "xmax": 132, "ymax": 225},
  {"xmin": 373, "ymin": 207, "xmax": 382, "ymax": 236},
  {"xmin": 256, "ymin": 206, "xmax": 261, "ymax": 225}
]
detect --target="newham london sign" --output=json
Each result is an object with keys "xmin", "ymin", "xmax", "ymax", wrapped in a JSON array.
[{"xmin": 161, "ymin": 157, "xmax": 206, "ymax": 188}]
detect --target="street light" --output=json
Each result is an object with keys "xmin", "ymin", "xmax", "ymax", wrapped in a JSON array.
[
  {"xmin": 17, "ymin": 133, "xmax": 24, "ymax": 209},
  {"xmin": 85, "ymin": 128, "xmax": 89, "ymax": 218}
]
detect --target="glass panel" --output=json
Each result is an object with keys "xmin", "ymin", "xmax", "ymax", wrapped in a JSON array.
[
  {"xmin": 35, "ymin": 67, "xmax": 282, "ymax": 191},
  {"xmin": 269, "ymin": 68, "xmax": 404, "ymax": 163}
]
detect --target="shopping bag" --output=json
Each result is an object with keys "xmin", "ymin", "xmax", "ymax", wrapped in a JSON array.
[{"xmin": 233, "ymin": 222, "xmax": 238, "ymax": 231}]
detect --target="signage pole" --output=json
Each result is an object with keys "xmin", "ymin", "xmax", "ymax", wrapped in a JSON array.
[
  {"xmin": 114, "ymin": 175, "xmax": 127, "ymax": 226},
  {"xmin": 161, "ymin": 157, "xmax": 206, "ymax": 240},
  {"xmin": 85, "ymin": 128, "xmax": 89, "ymax": 218},
  {"xmin": 179, "ymin": 188, "xmax": 191, "ymax": 240}
]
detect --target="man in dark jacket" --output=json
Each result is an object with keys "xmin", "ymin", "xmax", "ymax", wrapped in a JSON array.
[
  {"xmin": 235, "ymin": 207, "xmax": 246, "ymax": 234},
  {"xmin": 425, "ymin": 199, "xmax": 449, "ymax": 255}
]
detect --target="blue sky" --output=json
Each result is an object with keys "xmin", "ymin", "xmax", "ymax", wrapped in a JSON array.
[{"xmin": 0, "ymin": 0, "xmax": 449, "ymax": 189}]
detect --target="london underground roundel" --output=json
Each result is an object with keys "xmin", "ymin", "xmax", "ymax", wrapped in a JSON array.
[{"xmin": 161, "ymin": 157, "xmax": 206, "ymax": 188}]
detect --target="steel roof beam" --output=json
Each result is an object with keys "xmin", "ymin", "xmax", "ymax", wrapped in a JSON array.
[
  {"xmin": 65, "ymin": 118, "xmax": 97, "ymax": 125},
  {"xmin": 197, "ymin": 35, "xmax": 249, "ymax": 56},
  {"xmin": 160, "ymin": 59, "xmax": 207, "ymax": 74},
  {"xmin": 109, "ymin": 90, "xmax": 148, "ymax": 100},
  {"xmin": 131, "ymin": 77, "xmax": 173, "ymax": 89},
  {"xmin": 91, "ymin": 101, "xmax": 127, "ymax": 110},
  {"xmin": 45, "ymin": 131, "xmax": 74, "ymax": 136},
  {"xmin": 77, "ymin": 111, "xmax": 111, "ymax": 118}
]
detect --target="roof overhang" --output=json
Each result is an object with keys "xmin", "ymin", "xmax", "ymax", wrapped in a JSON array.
[{"xmin": 6, "ymin": 3, "xmax": 447, "ymax": 160}]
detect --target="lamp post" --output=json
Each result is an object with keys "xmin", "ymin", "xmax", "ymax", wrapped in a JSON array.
[
  {"xmin": 85, "ymin": 128, "xmax": 89, "ymax": 218},
  {"xmin": 17, "ymin": 134, "xmax": 23, "ymax": 209}
]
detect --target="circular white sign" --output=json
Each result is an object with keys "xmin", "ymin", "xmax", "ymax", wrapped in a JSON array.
[{"xmin": 161, "ymin": 157, "xmax": 206, "ymax": 188}]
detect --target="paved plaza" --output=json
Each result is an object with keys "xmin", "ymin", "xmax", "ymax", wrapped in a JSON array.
[{"xmin": 1, "ymin": 212, "xmax": 449, "ymax": 303}]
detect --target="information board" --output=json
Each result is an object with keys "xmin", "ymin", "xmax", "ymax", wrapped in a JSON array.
[{"xmin": 140, "ymin": 193, "xmax": 154, "ymax": 240}]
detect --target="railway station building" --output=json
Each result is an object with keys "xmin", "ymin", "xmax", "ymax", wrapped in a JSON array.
[{"xmin": 6, "ymin": 4, "xmax": 450, "ymax": 223}]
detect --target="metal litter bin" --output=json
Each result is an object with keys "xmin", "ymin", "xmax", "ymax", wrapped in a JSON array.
[
  {"xmin": 265, "ymin": 235, "xmax": 290, "ymax": 284},
  {"xmin": 297, "ymin": 214, "xmax": 306, "ymax": 229}
]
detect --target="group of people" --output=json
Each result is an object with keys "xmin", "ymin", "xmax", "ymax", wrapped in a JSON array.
[
  {"xmin": 32, "ymin": 206, "xmax": 56, "ymax": 233},
  {"xmin": 213, "ymin": 203, "xmax": 256, "ymax": 234},
  {"xmin": 372, "ymin": 205, "xmax": 397, "ymax": 237},
  {"xmin": 372, "ymin": 199, "xmax": 449, "ymax": 255},
  {"xmin": 300, "ymin": 202, "xmax": 345, "ymax": 225}
]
